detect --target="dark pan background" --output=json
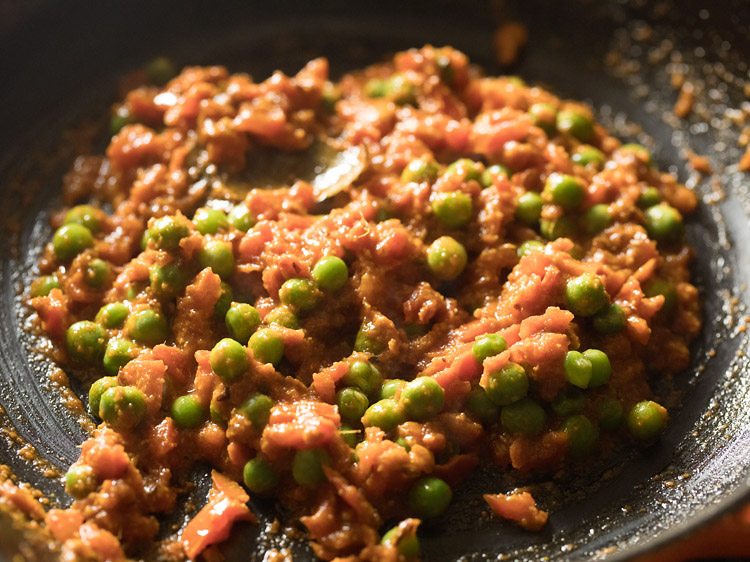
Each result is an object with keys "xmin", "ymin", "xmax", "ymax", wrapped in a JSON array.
[{"xmin": 0, "ymin": 1, "xmax": 749, "ymax": 560}]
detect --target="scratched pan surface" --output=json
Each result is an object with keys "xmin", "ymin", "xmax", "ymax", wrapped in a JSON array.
[{"xmin": 0, "ymin": 0, "xmax": 749, "ymax": 560}]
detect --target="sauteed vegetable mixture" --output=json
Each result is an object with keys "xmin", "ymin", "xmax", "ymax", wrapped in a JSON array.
[{"xmin": 28, "ymin": 46, "xmax": 701, "ymax": 560}]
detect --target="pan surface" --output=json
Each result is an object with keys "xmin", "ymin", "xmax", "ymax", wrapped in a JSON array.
[{"xmin": 0, "ymin": 1, "xmax": 749, "ymax": 560}]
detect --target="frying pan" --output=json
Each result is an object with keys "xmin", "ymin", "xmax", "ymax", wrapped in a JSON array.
[{"xmin": 1, "ymin": 0, "xmax": 749, "ymax": 560}]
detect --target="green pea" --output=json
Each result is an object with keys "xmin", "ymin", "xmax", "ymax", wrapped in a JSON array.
[
  {"xmin": 248, "ymin": 328, "xmax": 284, "ymax": 366},
  {"xmin": 408, "ymin": 477, "xmax": 452, "ymax": 518},
  {"xmin": 426, "ymin": 236, "xmax": 468, "ymax": 281},
  {"xmin": 343, "ymin": 360, "xmax": 383, "ymax": 397},
  {"xmin": 98, "ymin": 385, "xmax": 147, "ymax": 430},
  {"xmin": 466, "ymin": 386, "xmax": 500, "ymax": 425},
  {"xmin": 64, "ymin": 205, "xmax": 105, "ymax": 234},
  {"xmin": 243, "ymin": 457, "xmax": 279, "ymax": 494},
  {"xmin": 171, "ymin": 395, "xmax": 205, "ymax": 429},
  {"xmin": 227, "ymin": 205, "xmax": 255, "ymax": 232},
  {"xmin": 53, "ymin": 224, "xmax": 94, "ymax": 262},
  {"xmin": 340, "ymin": 424, "xmax": 362, "ymax": 448},
  {"xmin": 278, "ymin": 278, "xmax": 321, "ymax": 313},
  {"xmin": 583, "ymin": 349, "xmax": 612, "ymax": 388},
  {"xmin": 501, "ymin": 398, "xmax": 546, "ymax": 435},
  {"xmin": 395, "ymin": 437, "xmax": 411, "ymax": 451},
  {"xmin": 517, "ymin": 240, "xmax": 545, "ymax": 257},
  {"xmin": 64, "ymin": 464, "xmax": 97, "ymax": 500},
  {"xmin": 545, "ymin": 173, "xmax": 585, "ymax": 210},
  {"xmin": 124, "ymin": 281, "xmax": 147, "ymax": 301},
  {"xmin": 564, "ymin": 351, "xmax": 593, "ymax": 389},
  {"xmin": 436, "ymin": 54, "xmax": 454, "ymax": 84},
  {"xmin": 199, "ymin": 239, "xmax": 235, "ymax": 279},
  {"xmin": 364, "ymin": 78, "xmax": 388, "ymax": 98},
  {"xmin": 214, "ymin": 282, "xmax": 233, "ymax": 319},
  {"xmin": 485, "ymin": 362, "xmax": 529, "ymax": 406},
  {"xmin": 644, "ymin": 278, "xmax": 678, "ymax": 316},
  {"xmin": 593, "ymin": 303, "xmax": 627, "ymax": 334},
  {"xmin": 336, "ymin": 388, "xmax": 370, "ymax": 423},
  {"xmin": 376, "ymin": 206, "xmax": 396, "ymax": 222},
  {"xmin": 620, "ymin": 143, "xmax": 652, "ymax": 166},
  {"xmin": 144, "ymin": 56, "xmax": 176, "ymax": 85},
  {"xmin": 362, "ymin": 399, "xmax": 404, "ymax": 432},
  {"xmin": 565, "ymin": 273, "xmax": 609, "ymax": 317},
  {"xmin": 569, "ymin": 244, "xmax": 585, "ymax": 260},
  {"xmin": 312, "ymin": 256, "xmax": 349, "ymax": 292},
  {"xmin": 404, "ymin": 323, "xmax": 428, "ymax": 340},
  {"xmin": 238, "ymin": 393, "xmax": 274, "ymax": 429},
  {"xmin": 637, "ymin": 186, "xmax": 662, "ymax": 209},
  {"xmin": 401, "ymin": 377, "xmax": 445, "ymax": 421},
  {"xmin": 88, "ymin": 376, "xmax": 118, "ymax": 416},
  {"xmin": 556, "ymin": 109, "xmax": 594, "ymax": 142},
  {"xmin": 320, "ymin": 81, "xmax": 341, "ymax": 112},
  {"xmin": 209, "ymin": 395, "xmax": 230, "ymax": 426},
  {"xmin": 597, "ymin": 397, "xmax": 624, "ymax": 430},
  {"xmin": 401, "ymin": 158, "xmax": 439, "ymax": 184},
  {"xmin": 481, "ymin": 164, "xmax": 510, "ymax": 188},
  {"xmin": 562, "ymin": 414, "xmax": 599, "ymax": 458},
  {"xmin": 30, "ymin": 275, "xmax": 60, "ymax": 298},
  {"xmin": 380, "ymin": 379, "xmax": 406, "ymax": 400},
  {"xmin": 264, "ymin": 305, "xmax": 299, "ymax": 329},
  {"xmin": 386, "ymin": 73, "xmax": 416, "ymax": 105},
  {"xmin": 82, "ymin": 259, "xmax": 111, "ymax": 289},
  {"xmin": 140, "ymin": 229, "xmax": 152, "ymax": 251},
  {"xmin": 540, "ymin": 216, "xmax": 576, "ymax": 240},
  {"xmin": 529, "ymin": 102, "xmax": 557, "ymax": 135},
  {"xmin": 209, "ymin": 338, "xmax": 249, "ymax": 382},
  {"xmin": 381, "ymin": 525, "xmax": 420, "ymax": 559},
  {"xmin": 95, "ymin": 303, "xmax": 128, "ymax": 330},
  {"xmin": 515, "ymin": 192, "xmax": 543, "ymax": 225},
  {"xmin": 644, "ymin": 203, "xmax": 684, "ymax": 244},
  {"xmin": 66, "ymin": 321, "xmax": 107, "ymax": 364},
  {"xmin": 193, "ymin": 207, "xmax": 228, "ymax": 235},
  {"xmin": 292, "ymin": 448, "xmax": 330, "ymax": 488},
  {"xmin": 431, "ymin": 192, "xmax": 473, "ymax": 228},
  {"xmin": 124, "ymin": 309, "xmax": 168, "ymax": 346},
  {"xmin": 148, "ymin": 215, "xmax": 190, "ymax": 252},
  {"xmin": 584, "ymin": 204, "xmax": 612, "ymax": 235},
  {"xmin": 110, "ymin": 105, "xmax": 133, "ymax": 135},
  {"xmin": 225, "ymin": 302, "xmax": 261, "ymax": 343},
  {"xmin": 552, "ymin": 388, "xmax": 586, "ymax": 416},
  {"xmin": 193, "ymin": 207, "xmax": 229, "ymax": 238},
  {"xmin": 446, "ymin": 158, "xmax": 483, "ymax": 183},
  {"xmin": 103, "ymin": 337, "xmax": 139, "ymax": 375},
  {"xmin": 472, "ymin": 333, "xmax": 507, "ymax": 364},
  {"xmin": 353, "ymin": 321, "xmax": 387, "ymax": 354},
  {"xmin": 572, "ymin": 145, "xmax": 606, "ymax": 168},
  {"xmin": 627, "ymin": 400, "xmax": 668, "ymax": 441},
  {"xmin": 149, "ymin": 261, "xmax": 187, "ymax": 299}
]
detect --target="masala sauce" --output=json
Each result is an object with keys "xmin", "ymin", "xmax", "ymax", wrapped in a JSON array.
[{"xmin": 27, "ymin": 46, "xmax": 700, "ymax": 560}]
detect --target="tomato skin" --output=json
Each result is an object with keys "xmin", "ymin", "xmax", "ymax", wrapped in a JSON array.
[{"xmin": 181, "ymin": 471, "xmax": 256, "ymax": 560}]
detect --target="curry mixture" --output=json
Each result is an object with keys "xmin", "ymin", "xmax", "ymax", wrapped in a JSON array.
[{"xmin": 27, "ymin": 46, "xmax": 701, "ymax": 561}]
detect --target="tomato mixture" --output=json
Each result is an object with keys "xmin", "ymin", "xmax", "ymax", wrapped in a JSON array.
[{"xmin": 28, "ymin": 46, "xmax": 701, "ymax": 561}]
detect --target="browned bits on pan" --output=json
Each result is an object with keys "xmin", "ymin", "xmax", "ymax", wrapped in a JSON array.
[
  {"xmin": 670, "ymin": 70, "xmax": 686, "ymax": 90},
  {"xmin": 673, "ymin": 82, "xmax": 695, "ymax": 118},
  {"xmin": 739, "ymin": 147, "xmax": 750, "ymax": 172},
  {"xmin": 493, "ymin": 21, "xmax": 528, "ymax": 66},
  {"xmin": 686, "ymin": 150, "xmax": 712, "ymax": 175}
]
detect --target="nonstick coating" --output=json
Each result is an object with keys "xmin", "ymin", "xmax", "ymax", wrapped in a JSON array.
[{"xmin": 1, "ymin": 1, "xmax": 749, "ymax": 560}]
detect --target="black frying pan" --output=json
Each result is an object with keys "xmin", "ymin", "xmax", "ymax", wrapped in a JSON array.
[{"xmin": 1, "ymin": 1, "xmax": 749, "ymax": 560}]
